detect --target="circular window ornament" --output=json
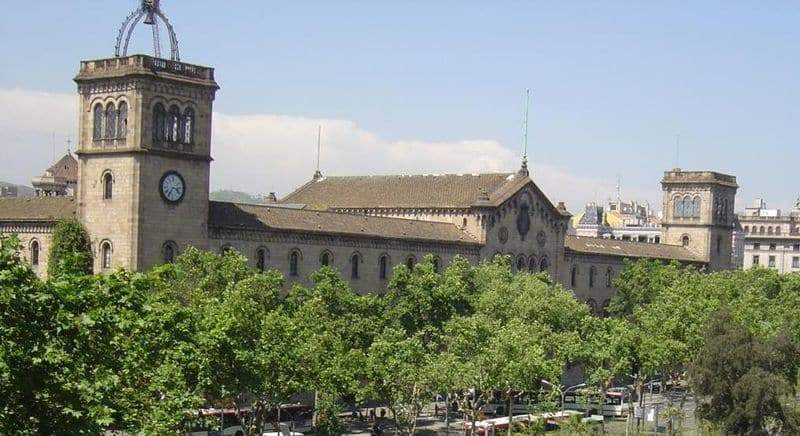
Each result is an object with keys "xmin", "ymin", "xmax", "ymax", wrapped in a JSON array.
[
  {"xmin": 498, "ymin": 227, "xmax": 509, "ymax": 244},
  {"xmin": 536, "ymin": 230, "xmax": 547, "ymax": 248}
]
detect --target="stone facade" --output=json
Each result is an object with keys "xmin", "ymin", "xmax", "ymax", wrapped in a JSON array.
[
  {"xmin": 0, "ymin": 52, "xmax": 739, "ymax": 310},
  {"xmin": 739, "ymin": 199, "xmax": 800, "ymax": 273}
]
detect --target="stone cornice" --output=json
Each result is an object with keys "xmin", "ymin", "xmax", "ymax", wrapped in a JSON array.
[{"xmin": 0, "ymin": 221, "xmax": 57, "ymax": 234}]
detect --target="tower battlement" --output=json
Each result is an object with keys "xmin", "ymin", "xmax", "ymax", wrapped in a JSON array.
[
  {"xmin": 662, "ymin": 169, "xmax": 738, "ymax": 188},
  {"xmin": 77, "ymin": 55, "xmax": 216, "ymax": 85}
]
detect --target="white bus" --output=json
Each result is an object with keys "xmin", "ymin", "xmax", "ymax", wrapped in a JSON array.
[{"xmin": 563, "ymin": 388, "xmax": 631, "ymax": 418}]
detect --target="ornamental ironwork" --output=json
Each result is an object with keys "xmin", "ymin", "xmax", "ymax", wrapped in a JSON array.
[{"xmin": 115, "ymin": 0, "xmax": 181, "ymax": 61}]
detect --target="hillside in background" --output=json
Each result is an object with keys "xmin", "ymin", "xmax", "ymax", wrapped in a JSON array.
[
  {"xmin": 210, "ymin": 190, "xmax": 267, "ymax": 205},
  {"xmin": 0, "ymin": 181, "xmax": 35, "ymax": 197}
]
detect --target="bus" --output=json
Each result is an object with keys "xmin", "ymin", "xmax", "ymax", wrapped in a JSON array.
[{"xmin": 563, "ymin": 388, "xmax": 631, "ymax": 418}]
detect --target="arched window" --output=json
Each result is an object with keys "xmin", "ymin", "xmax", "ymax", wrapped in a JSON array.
[
  {"xmin": 606, "ymin": 267, "xmax": 613, "ymax": 288},
  {"xmin": 528, "ymin": 256, "xmax": 537, "ymax": 272},
  {"xmin": 589, "ymin": 266, "xmax": 596, "ymax": 288},
  {"xmin": 406, "ymin": 255, "xmax": 416, "ymax": 271},
  {"xmin": 692, "ymin": 197, "xmax": 702, "ymax": 218},
  {"xmin": 516, "ymin": 255, "xmax": 526, "ymax": 272},
  {"xmin": 183, "ymin": 108, "xmax": 195, "ymax": 144},
  {"xmin": 289, "ymin": 250, "xmax": 300, "ymax": 277},
  {"xmin": 433, "ymin": 256, "xmax": 441, "ymax": 273},
  {"xmin": 102, "ymin": 172, "xmax": 113, "ymax": 200},
  {"xmin": 101, "ymin": 241, "xmax": 112, "ymax": 270},
  {"xmin": 539, "ymin": 257, "xmax": 549, "ymax": 273},
  {"xmin": 462, "ymin": 217, "xmax": 468, "ymax": 228},
  {"xmin": 169, "ymin": 105, "xmax": 181, "ymax": 142},
  {"xmin": 683, "ymin": 196, "xmax": 692, "ymax": 218},
  {"xmin": 105, "ymin": 102, "xmax": 117, "ymax": 139},
  {"xmin": 682, "ymin": 235, "xmax": 690, "ymax": 247},
  {"xmin": 256, "ymin": 247, "xmax": 268, "ymax": 271},
  {"xmin": 153, "ymin": 103, "xmax": 166, "ymax": 142},
  {"xmin": 716, "ymin": 235, "xmax": 723, "ymax": 256},
  {"xmin": 30, "ymin": 239, "xmax": 40, "ymax": 266},
  {"xmin": 768, "ymin": 227, "xmax": 774, "ymax": 235},
  {"xmin": 163, "ymin": 241, "xmax": 177, "ymax": 264},
  {"xmin": 673, "ymin": 196, "xmax": 684, "ymax": 218},
  {"xmin": 722, "ymin": 199, "xmax": 729, "ymax": 220},
  {"xmin": 570, "ymin": 266, "xmax": 578, "ymax": 287},
  {"xmin": 760, "ymin": 226, "xmax": 765, "ymax": 235},
  {"xmin": 350, "ymin": 252, "xmax": 361, "ymax": 279},
  {"xmin": 117, "ymin": 101, "xmax": 128, "ymax": 139},
  {"xmin": 776, "ymin": 226, "xmax": 782, "ymax": 235},
  {"xmin": 744, "ymin": 226, "xmax": 750, "ymax": 234},
  {"xmin": 93, "ymin": 104, "xmax": 104, "ymax": 140},
  {"xmin": 379, "ymin": 254, "xmax": 389, "ymax": 280},
  {"xmin": 220, "ymin": 244, "xmax": 234, "ymax": 255},
  {"xmin": 320, "ymin": 250, "xmax": 332, "ymax": 267}
]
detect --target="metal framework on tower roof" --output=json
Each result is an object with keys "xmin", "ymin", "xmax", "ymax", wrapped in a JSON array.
[{"xmin": 115, "ymin": 0, "xmax": 180, "ymax": 61}]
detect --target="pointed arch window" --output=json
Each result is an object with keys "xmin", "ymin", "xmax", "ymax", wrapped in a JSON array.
[
  {"xmin": 93, "ymin": 104, "xmax": 104, "ymax": 140},
  {"xmin": 606, "ymin": 267, "xmax": 613, "ymax": 288},
  {"xmin": 117, "ymin": 101, "xmax": 128, "ymax": 139},
  {"xmin": 350, "ymin": 252, "xmax": 361, "ymax": 279},
  {"xmin": 105, "ymin": 102, "xmax": 117, "ymax": 139},
  {"xmin": 589, "ymin": 266, "xmax": 596, "ymax": 288},
  {"xmin": 682, "ymin": 196, "xmax": 692, "ymax": 218},
  {"xmin": 570, "ymin": 266, "xmax": 578, "ymax": 287},
  {"xmin": 289, "ymin": 250, "xmax": 300, "ymax": 277},
  {"xmin": 30, "ymin": 239, "xmax": 40, "ymax": 266},
  {"xmin": 153, "ymin": 103, "xmax": 166, "ymax": 142},
  {"xmin": 101, "ymin": 241, "xmax": 113, "ymax": 270},
  {"xmin": 256, "ymin": 247, "xmax": 268, "ymax": 271},
  {"xmin": 379, "ymin": 254, "xmax": 389, "ymax": 280},
  {"xmin": 692, "ymin": 197, "xmax": 702, "ymax": 218},
  {"xmin": 673, "ymin": 196, "xmax": 684, "ymax": 218},
  {"xmin": 102, "ymin": 172, "xmax": 113, "ymax": 200},
  {"xmin": 682, "ymin": 235, "xmax": 690, "ymax": 247},
  {"xmin": 183, "ymin": 108, "xmax": 195, "ymax": 144}
]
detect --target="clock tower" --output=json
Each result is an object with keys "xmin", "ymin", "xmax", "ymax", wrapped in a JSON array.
[{"xmin": 75, "ymin": 3, "xmax": 219, "ymax": 271}]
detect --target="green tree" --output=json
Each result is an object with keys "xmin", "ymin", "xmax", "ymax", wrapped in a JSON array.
[
  {"xmin": 691, "ymin": 310, "xmax": 800, "ymax": 435},
  {"xmin": 47, "ymin": 217, "xmax": 93, "ymax": 278}
]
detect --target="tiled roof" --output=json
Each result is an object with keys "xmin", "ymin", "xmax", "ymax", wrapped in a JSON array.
[
  {"xmin": 280, "ymin": 173, "xmax": 516, "ymax": 210},
  {"xmin": 0, "ymin": 197, "xmax": 77, "ymax": 221},
  {"xmin": 565, "ymin": 235, "xmax": 704, "ymax": 263},
  {"xmin": 208, "ymin": 201, "xmax": 480, "ymax": 245},
  {"xmin": 46, "ymin": 153, "xmax": 78, "ymax": 181}
]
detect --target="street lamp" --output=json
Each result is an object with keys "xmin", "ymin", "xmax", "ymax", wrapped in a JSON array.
[{"xmin": 541, "ymin": 380, "xmax": 586, "ymax": 435}]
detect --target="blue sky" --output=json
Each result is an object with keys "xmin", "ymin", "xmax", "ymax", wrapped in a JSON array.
[{"xmin": 1, "ymin": 1, "xmax": 799, "ymax": 212}]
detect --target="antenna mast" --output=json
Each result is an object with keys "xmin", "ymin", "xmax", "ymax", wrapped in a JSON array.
[
  {"xmin": 519, "ymin": 89, "xmax": 531, "ymax": 176},
  {"xmin": 313, "ymin": 125, "xmax": 323, "ymax": 180}
]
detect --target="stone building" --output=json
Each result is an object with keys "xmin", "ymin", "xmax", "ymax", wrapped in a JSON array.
[
  {"xmin": 739, "ymin": 198, "xmax": 800, "ymax": 273},
  {"xmin": 571, "ymin": 200, "xmax": 662, "ymax": 244},
  {"xmin": 0, "ymin": 5, "xmax": 740, "ymax": 315},
  {"xmin": 32, "ymin": 152, "xmax": 78, "ymax": 197}
]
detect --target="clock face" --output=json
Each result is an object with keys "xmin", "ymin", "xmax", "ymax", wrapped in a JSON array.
[{"xmin": 160, "ymin": 171, "xmax": 185, "ymax": 204}]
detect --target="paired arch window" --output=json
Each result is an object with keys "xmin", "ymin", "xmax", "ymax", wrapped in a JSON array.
[
  {"xmin": 539, "ymin": 257, "xmax": 549, "ymax": 273},
  {"xmin": 350, "ymin": 252, "xmax": 361, "ymax": 279},
  {"xmin": 100, "ymin": 241, "xmax": 113, "ymax": 270},
  {"xmin": 528, "ymin": 256, "xmax": 538, "ymax": 272},
  {"xmin": 673, "ymin": 195, "xmax": 701, "ymax": 218},
  {"xmin": 516, "ymin": 255, "xmax": 526, "ymax": 272},
  {"xmin": 102, "ymin": 172, "xmax": 113, "ymax": 200},
  {"xmin": 30, "ymin": 239, "xmax": 40, "ymax": 266},
  {"xmin": 379, "ymin": 254, "xmax": 390, "ymax": 280},
  {"xmin": 289, "ymin": 249, "xmax": 301, "ymax": 277},
  {"xmin": 256, "ymin": 247, "xmax": 268, "ymax": 271},
  {"xmin": 406, "ymin": 255, "xmax": 416, "ymax": 271},
  {"xmin": 152, "ymin": 103, "xmax": 196, "ymax": 144},
  {"xmin": 320, "ymin": 250, "xmax": 332, "ymax": 267},
  {"xmin": 162, "ymin": 241, "xmax": 178, "ymax": 264},
  {"xmin": 93, "ymin": 101, "xmax": 128, "ymax": 140}
]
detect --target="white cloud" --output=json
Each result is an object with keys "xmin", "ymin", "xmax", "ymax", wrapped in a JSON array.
[{"xmin": 0, "ymin": 87, "xmax": 651, "ymax": 213}]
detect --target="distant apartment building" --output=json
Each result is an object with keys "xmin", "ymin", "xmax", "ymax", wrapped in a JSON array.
[
  {"xmin": 571, "ymin": 199, "xmax": 662, "ymax": 244},
  {"xmin": 739, "ymin": 198, "xmax": 800, "ymax": 273}
]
